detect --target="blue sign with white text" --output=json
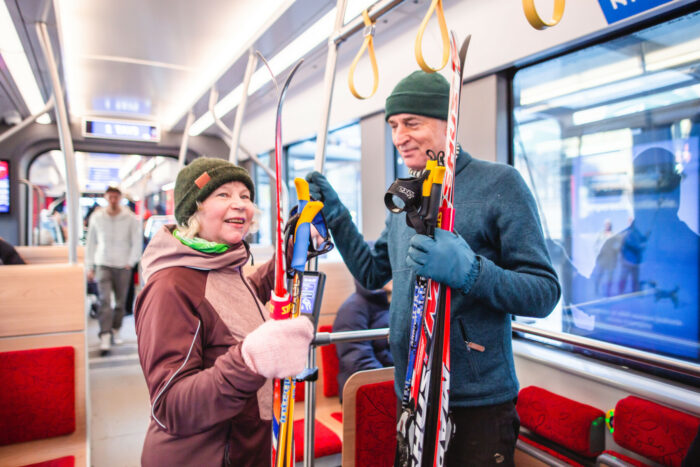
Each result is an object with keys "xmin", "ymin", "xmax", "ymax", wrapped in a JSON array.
[{"xmin": 597, "ymin": 0, "xmax": 676, "ymax": 24}]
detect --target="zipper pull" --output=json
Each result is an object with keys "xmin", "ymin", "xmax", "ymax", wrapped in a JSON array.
[{"xmin": 458, "ymin": 319, "xmax": 485, "ymax": 352}]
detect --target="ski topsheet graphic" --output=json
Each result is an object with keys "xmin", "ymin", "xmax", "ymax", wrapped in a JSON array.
[{"xmin": 387, "ymin": 32, "xmax": 470, "ymax": 467}]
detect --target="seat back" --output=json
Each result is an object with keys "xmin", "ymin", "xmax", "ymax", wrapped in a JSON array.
[
  {"xmin": 341, "ymin": 367, "xmax": 395, "ymax": 467},
  {"xmin": 318, "ymin": 324, "xmax": 340, "ymax": 397},
  {"xmin": 612, "ymin": 396, "xmax": 700, "ymax": 467}
]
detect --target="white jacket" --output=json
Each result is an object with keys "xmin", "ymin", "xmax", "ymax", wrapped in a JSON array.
[{"xmin": 85, "ymin": 207, "xmax": 141, "ymax": 269}]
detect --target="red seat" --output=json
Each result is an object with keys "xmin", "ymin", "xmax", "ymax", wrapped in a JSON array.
[
  {"xmin": 601, "ymin": 396, "xmax": 700, "ymax": 467},
  {"xmin": 0, "ymin": 347, "xmax": 76, "ymax": 446},
  {"xmin": 355, "ymin": 380, "xmax": 397, "ymax": 466},
  {"xmin": 318, "ymin": 324, "xmax": 340, "ymax": 397},
  {"xmin": 293, "ymin": 418, "xmax": 342, "ymax": 462},
  {"xmin": 516, "ymin": 386, "xmax": 605, "ymax": 464},
  {"xmin": 19, "ymin": 456, "xmax": 75, "ymax": 467}
]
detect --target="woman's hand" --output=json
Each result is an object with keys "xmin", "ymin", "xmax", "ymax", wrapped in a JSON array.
[{"xmin": 241, "ymin": 318, "xmax": 314, "ymax": 379}]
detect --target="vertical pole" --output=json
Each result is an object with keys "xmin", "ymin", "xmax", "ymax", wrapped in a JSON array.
[
  {"xmin": 36, "ymin": 22, "xmax": 79, "ymax": 263},
  {"xmin": 178, "ymin": 111, "xmax": 195, "ymax": 170},
  {"xmin": 229, "ymin": 49, "xmax": 258, "ymax": 165},
  {"xmin": 18, "ymin": 180, "xmax": 33, "ymax": 246},
  {"xmin": 312, "ymin": 0, "xmax": 348, "ymax": 174}
]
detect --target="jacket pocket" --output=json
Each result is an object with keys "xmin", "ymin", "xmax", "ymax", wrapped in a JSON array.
[{"xmin": 456, "ymin": 316, "xmax": 484, "ymax": 380}]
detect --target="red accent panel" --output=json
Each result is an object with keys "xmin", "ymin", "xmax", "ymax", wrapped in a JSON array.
[
  {"xmin": 0, "ymin": 347, "xmax": 75, "ymax": 446},
  {"xmin": 194, "ymin": 172, "xmax": 210, "ymax": 188},
  {"xmin": 519, "ymin": 434, "xmax": 585, "ymax": 467},
  {"xmin": 19, "ymin": 456, "xmax": 76, "ymax": 467},
  {"xmin": 601, "ymin": 450, "xmax": 651, "ymax": 467},
  {"xmin": 516, "ymin": 386, "xmax": 605, "ymax": 457},
  {"xmin": 355, "ymin": 380, "xmax": 397, "ymax": 467},
  {"xmin": 293, "ymin": 419, "xmax": 342, "ymax": 462},
  {"xmin": 613, "ymin": 396, "xmax": 700, "ymax": 467},
  {"xmin": 319, "ymin": 325, "xmax": 339, "ymax": 397},
  {"xmin": 331, "ymin": 411, "xmax": 342, "ymax": 423}
]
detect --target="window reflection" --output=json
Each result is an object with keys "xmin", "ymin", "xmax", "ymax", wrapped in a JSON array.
[{"xmin": 512, "ymin": 12, "xmax": 700, "ymax": 364}]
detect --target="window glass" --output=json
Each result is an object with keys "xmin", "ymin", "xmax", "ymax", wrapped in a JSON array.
[
  {"xmin": 252, "ymin": 152, "xmax": 272, "ymax": 246},
  {"xmin": 512, "ymin": 12, "xmax": 700, "ymax": 364},
  {"xmin": 287, "ymin": 122, "xmax": 362, "ymax": 228}
]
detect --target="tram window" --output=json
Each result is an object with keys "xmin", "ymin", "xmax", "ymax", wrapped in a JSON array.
[
  {"xmin": 0, "ymin": 160, "xmax": 10, "ymax": 214},
  {"xmin": 286, "ymin": 122, "xmax": 362, "ymax": 230},
  {"xmin": 252, "ymin": 152, "xmax": 273, "ymax": 246},
  {"xmin": 512, "ymin": 11, "xmax": 700, "ymax": 366}
]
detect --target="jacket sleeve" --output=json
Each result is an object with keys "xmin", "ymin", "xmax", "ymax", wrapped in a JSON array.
[
  {"xmin": 467, "ymin": 167, "xmax": 561, "ymax": 318},
  {"xmin": 136, "ymin": 278, "xmax": 266, "ymax": 436},
  {"xmin": 334, "ymin": 298, "xmax": 384, "ymax": 373},
  {"xmin": 327, "ymin": 209, "xmax": 393, "ymax": 291},
  {"xmin": 85, "ymin": 216, "xmax": 97, "ymax": 270}
]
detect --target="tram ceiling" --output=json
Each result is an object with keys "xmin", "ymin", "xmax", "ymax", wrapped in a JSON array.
[{"xmin": 0, "ymin": 0, "xmax": 430, "ymax": 143}]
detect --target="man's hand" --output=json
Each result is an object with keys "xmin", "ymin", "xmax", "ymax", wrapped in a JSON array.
[
  {"xmin": 87, "ymin": 269, "xmax": 95, "ymax": 282},
  {"xmin": 305, "ymin": 171, "xmax": 345, "ymax": 223},
  {"xmin": 406, "ymin": 228, "xmax": 479, "ymax": 294}
]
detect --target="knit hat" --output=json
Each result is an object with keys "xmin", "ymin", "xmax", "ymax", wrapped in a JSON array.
[
  {"xmin": 174, "ymin": 157, "xmax": 255, "ymax": 225},
  {"xmin": 385, "ymin": 71, "xmax": 450, "ymax": 121}
]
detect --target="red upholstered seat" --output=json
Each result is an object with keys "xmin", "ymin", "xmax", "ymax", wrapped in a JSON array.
[
  {"xmin": 295, "ymin": 381, "xmax": 305, "ymax": 402},
  {"xmin": 293, "ymin": 419, "xmax": 342, "ymax": 462},
  {"xmin": 0, "ymin": 347, "xmax": 76, "ymax": 446},
  {"xmin": 319, "ymin": 324, "xmax": 340, "ymax": 397},
  {"xmin": 516, "ymin": 386, "xmax": 605, "ymax": 458},
  {"xmin": 19, "ymin": 456, "xmax": 75, "ymax": 467},
  {"xmin": 355, "ymin": 380, "xmax": 397, "ymax": 466},
  {"xmin": 331, "ymin": 411, "xmax": 342, "ymax": 422},
  {"xmin": 598, "ymin": 450, "xmax": 651, "ymax": 467},
  {"xmin": 518, "ymin": 434, "xmax": 586, "ymax": 467},
  {"xmin": 611, "ymin": 396, "xmax": 700, "ymax": 467}
]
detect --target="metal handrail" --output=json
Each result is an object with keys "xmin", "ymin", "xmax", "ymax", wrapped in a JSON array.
[
  {"xmin": 313, "ymin": 327, "xmax": 389, "ymax": 346},
  {"xmin": 511, "ymin": 322, "xmax": 700, "ymax": 378}
]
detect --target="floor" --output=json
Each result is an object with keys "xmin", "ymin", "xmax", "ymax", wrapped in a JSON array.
[{"xmin": 86, "ymin": 313, "xmax": 342, "ymax": 467}]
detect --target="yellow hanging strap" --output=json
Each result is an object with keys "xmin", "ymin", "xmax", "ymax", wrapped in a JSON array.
[
  {"xmin": 348, "ymin": 10, "xmax": 379, "ymax": 99},
  {"xmin": 415, "ymin": 0, "xmax": 449, "ymax": 73},
  {"xmin": 522, "ymin": 0, "xmax": 565, "ymax": 30}
]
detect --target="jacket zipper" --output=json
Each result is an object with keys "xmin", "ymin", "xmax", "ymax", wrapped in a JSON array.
[{"xmin": 457, "ymin": 319, "xmax": 484, "ymax": 378}]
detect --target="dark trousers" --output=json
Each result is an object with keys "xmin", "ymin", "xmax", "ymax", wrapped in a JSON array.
[
  {"xmin": 445, "ymin": 400, "xmax": 520, "ymax": 466},
  {"xmin": 397, "ymin": 399, "xmax": 520, "ymax": 467},
  {"xmin": 96, "ymin": 265, "xmax": 132, "ymax": 335}
]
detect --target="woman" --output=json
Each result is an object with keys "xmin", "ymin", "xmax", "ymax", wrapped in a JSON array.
[{"xmin": 135, "ymin": 157, "xmax": 313, "ymax": 466}]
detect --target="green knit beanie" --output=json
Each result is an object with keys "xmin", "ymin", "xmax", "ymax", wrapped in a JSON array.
[
  {"xmin": 385, "ymin": 71, "xmax": 450, "ymax": 121},
  {"xmin": 174, "ymin": 157, "xmax": 255, "ymax": 226}
]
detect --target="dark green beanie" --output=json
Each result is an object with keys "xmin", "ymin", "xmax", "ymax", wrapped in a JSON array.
[
  {"xmin": 385, "ymin": 71, "xmax": 450, "ymax": 121},
  {"xmin": 174, "ymin": 157, "xmax": 255, "ymax": 225}
]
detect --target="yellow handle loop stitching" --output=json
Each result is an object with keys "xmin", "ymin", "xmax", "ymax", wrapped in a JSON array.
[
  {"xmin": 522, "ymin": 0, "xmax": 565, "ymax": 30},
  {"xmin": 348, "ymin": 10, "xmax": 379, "ymax": 100},
  {"xmin": 415, "ymin": 0, "xmax": 449, "ymax": 73}
]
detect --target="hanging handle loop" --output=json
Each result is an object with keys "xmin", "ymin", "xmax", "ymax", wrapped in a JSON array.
[
  {"xmin": 348, "ymin": 10, "xmax": 379, "ymax": 99},
  {"xmin": 522, "ymin": 0, "xmax": 565, "ymax": 30},
  {"xmin": 415, "ymin": 0, "xmax": 449, "ymax": 73}
]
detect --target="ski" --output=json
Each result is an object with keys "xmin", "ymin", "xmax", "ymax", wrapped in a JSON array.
[
  {"xmin": 266, "ymin": 57, "xmax": 304, "ymax": 467},
  {"xmin": 391, "ymin": 32, "xmax": 470, "ymax": 467}
]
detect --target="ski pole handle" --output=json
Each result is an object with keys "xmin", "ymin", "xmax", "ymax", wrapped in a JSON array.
[
  {"xmin": 294, "ymin": 177, "xmax": 310, "ymax": 212},
  {"xmin": 291, "ymin": 201, "xmax": 324, "ymax": 271}
]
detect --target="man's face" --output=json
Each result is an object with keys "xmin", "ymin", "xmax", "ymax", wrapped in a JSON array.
[
  {"xmin": 105, "ymin": 192, "xmax": 121, "ymax": 210},
  {"xmin": 388, "ymin": 113, "xmax": 447, "ymax": 171}
]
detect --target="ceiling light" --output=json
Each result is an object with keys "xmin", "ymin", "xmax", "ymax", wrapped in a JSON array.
[
  {"xmin": 189, "ymin": 0, "xmax": 376, "ymax": 136},
  {"xmin": 0, "ymin": 1, "xmax": 50, "ymax": 123}
]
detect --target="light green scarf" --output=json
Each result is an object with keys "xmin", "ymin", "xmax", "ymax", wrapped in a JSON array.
[{"xmin": 173, "ymin": 229, "xmax": 229, "ymax": 254}]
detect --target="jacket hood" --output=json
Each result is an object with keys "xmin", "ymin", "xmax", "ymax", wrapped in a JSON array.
[{"xmin": 140, "ymin": 225, "xmax": 250, "ymax": 283}]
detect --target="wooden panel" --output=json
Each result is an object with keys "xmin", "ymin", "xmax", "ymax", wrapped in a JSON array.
[
  {"xmin": 341, "ymin": 367, "xmax": 394, "ymax": 467},
  {"xmin": 0, "ymin": 264, "xmax": 85, "ymax": 338},
  {"xmin": 15, "ymin": 246, "xmax": 85, "ymax": 264},
  {"xmin": 0, "ymin": 332, "xmax": 87, "ymax": 467},
  {"xmin": 316, "ymin": 262, "xmax": 355, "ymax": 322}
]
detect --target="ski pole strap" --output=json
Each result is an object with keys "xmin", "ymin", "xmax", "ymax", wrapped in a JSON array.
[
  {"xmin": 415, "ymin": 0, "xmax": 449, "ymax": 73},
  {"xmin": 348, "ymin": 9, "xmax": 379, "ymax": 100},
  {"xmin": 285, "ymin": 207, "xmax": 334, "ymax": 266},
  {"xmin": 522, "ymin": 0, "xmax": 565, "ymax": 30}
]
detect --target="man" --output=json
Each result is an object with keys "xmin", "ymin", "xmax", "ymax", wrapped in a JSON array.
[
  {"xmin": 333, "ymin": 280, "xmax": 393, "ymax": 401},
  {"xmin": 306, "ymin": 71, "xmax": 560, "ymax": 466},
  {"xmin": 0, "ymin": 237, "xmax": 25, "ymax": 264},
  {"xmin": 86, "ymin": 186, "xmax": 141, "ymax": 355}
]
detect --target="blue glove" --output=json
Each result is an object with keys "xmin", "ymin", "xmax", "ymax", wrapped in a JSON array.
[
  {"xmin": 305, "ymin": 171, "xmax": 346, "ymax": 223},
  {"xmin": 406, "ymin": 228, "xmax": 479, "ymax": 294}
]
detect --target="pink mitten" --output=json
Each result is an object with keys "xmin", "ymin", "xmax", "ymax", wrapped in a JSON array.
[{"xmin": 241, "ymin": 318, "xmax": 314, "ymax": 379}]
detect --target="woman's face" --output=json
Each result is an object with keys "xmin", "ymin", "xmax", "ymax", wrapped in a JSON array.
[{"xmin": 197, "ymin": 181, "xmax": 254, "ymax": 245}]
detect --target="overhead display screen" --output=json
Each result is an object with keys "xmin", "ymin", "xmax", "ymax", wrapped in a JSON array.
[
  {"xmin": 83, "ymin": 118, "xmax": 160, "ymax": 142},
  {"xmin": 0, "ymin": 160, "xmax": 10, "ymax": 214}
]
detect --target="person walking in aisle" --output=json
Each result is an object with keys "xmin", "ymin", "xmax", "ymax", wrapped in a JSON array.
[{"xmin": 86, "ymin": 186, "xmax": 141, "ymax": 355}]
